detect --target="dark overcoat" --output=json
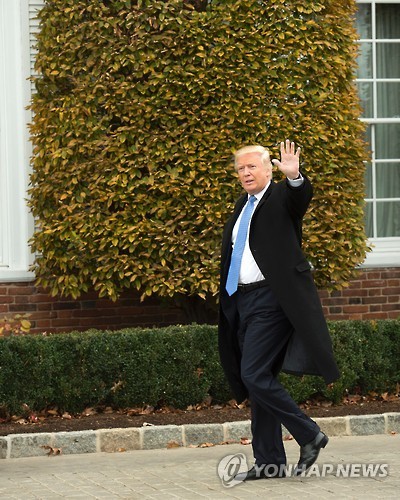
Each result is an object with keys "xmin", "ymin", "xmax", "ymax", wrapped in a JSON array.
[{"xmin": 218, "ymin": 175, "xmax": 340, "ymax": 403}]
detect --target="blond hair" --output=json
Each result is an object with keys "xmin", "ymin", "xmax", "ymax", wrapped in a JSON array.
[{"xmin": 234, "ymin": 145, "xmax": 272, "ymax": 171}]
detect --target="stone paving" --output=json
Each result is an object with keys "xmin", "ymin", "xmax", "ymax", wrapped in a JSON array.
[{"xmin": 0, "ymin": 434, "xmax": 399, "ymax": 499}]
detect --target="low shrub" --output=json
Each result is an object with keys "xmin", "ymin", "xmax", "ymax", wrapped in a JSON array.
[{"xmin": 0, "ymin": 320, "xmax": 398, "ymax": 415}]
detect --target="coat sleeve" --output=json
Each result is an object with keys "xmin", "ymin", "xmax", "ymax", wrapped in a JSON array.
[{"xmin": 285, "ymin": 173, "xmax": 313, "ymax": 220}]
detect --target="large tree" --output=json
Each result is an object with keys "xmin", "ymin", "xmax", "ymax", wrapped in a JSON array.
[{"xmin": 29, "ymin": 0, "xmax": 369, "ymax": 308}]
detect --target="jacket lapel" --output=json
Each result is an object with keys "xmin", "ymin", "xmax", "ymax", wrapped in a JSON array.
[
  {"xmin": 224, "ymin": 194, "xmax": 247, "ymax": 237},
  {"xmin": 221, "ymin": 194, "xmax": 247, "ymax": 273},
  {"xmin": 253, "ymin": 181, "xmax": 274, "ymax": 217}
]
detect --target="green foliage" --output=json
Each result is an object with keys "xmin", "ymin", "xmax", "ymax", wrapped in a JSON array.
[
  {"xmin": 356, "ymin": 320, "xmax": 397, "ymax": 393},
  {"xmin": 0, "ymin": 324, "xmax": 220, "ymax": 414},
  {"xmin": 29, "ymin": 0, "xmax": 369, "ymax": 301},
  {"xmin": 0, "ymin": 321, "xmax": 399, "ymax": 415}
]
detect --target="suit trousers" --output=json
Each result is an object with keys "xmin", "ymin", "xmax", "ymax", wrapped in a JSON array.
[{"xmin": 236, "ymin": 285, "xmax": 320, "ymax": 466}]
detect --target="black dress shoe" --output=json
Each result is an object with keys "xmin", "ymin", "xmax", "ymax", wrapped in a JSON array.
[
  {"xmin": 235, "ymin": 465, "xmax": 286, "ymax": 481},
  {"xmin": 294, "ymin": 431, "xmax": 329, "ymax": 476}
]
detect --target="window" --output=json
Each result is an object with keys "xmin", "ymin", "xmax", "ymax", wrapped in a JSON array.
[
  {"xmin": 0, "ymin": 0, "xmax": 35, "ymax": 280},
  {"xmin": 356, "ymin": 0, "xmax": 400, "ymax": 266}
]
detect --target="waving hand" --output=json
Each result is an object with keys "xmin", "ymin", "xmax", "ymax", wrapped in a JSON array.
[{"xmin": 271, "ymin": 140, "xmax": 301, "ymax": 180}]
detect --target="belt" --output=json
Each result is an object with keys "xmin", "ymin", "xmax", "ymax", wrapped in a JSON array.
[{"xmin": 237, "ymin": 279, "xmax": 269, "ymax": 293}]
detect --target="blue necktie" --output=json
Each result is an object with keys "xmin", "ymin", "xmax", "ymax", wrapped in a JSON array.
[{"xmin": 225, "ymin": 195, "xmax": 257, "ymax": 296}]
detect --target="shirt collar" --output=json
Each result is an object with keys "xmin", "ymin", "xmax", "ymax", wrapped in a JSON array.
[{"xmin": 249, "ymin": 181, "xmax": 271, "ymax": 202}]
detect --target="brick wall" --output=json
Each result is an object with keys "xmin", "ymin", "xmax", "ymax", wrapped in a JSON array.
[
  {"xmin": 0, "ymin": 283, "xmax": 185, "ymax": 334},
  {"xmin": 1, "ymin": 267, "xmax": 399, "ymax": 333},
  {"xmin": 320, "ymin": 267, "xmax": 400, "ymax": 321}
]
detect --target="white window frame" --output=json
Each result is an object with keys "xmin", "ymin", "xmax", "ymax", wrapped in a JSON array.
[
  {"xmin": 356, "ymin": 0, "xmax": 400, "ymax": 267},
  {"xmin": 0, "ymin": 0, "xmax": 35, "ymax": 281}
]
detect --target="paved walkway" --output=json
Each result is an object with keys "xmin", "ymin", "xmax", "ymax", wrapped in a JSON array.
[{"xmin": 0, "ymin": 434, "xmax": 399, "ymax": 499}]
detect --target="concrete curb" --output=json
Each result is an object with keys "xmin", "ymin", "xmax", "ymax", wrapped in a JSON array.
[{"xmin": 1, "ymin": 412, "xmax": 399, "ymax": 460}]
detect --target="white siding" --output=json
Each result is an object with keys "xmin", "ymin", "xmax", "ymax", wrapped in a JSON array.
[
  {"xmin": 0, "ymin": 0, "xmax": 38, "ymax": 280},
  {"xmin": 29, "ymin": 1, "xmax": 44, "ymax": 92}
]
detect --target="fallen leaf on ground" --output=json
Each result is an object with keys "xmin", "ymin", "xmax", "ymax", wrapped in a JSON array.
[
  {"xmin": 82, "ymin": 407, "xmax": 96, "ymax": 416},
  {"xmin": 167, "ymin": 440, "xmax": 181, "ymax": 449},
  {"xmin": 41, "ymin": 445, "xmax": 62, "ymax": 456},
  {"xmin": 139, "ymin": 406, "xmax": 154, "ymax": 415},
  {"xmin": 240, "ymin": 437, "xmax": 251, "ymax": 445}
]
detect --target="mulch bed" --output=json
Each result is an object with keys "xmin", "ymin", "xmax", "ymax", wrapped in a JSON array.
[{"xmin": 1, "ymin": 394, "xmax": 399, "ymax": 437}]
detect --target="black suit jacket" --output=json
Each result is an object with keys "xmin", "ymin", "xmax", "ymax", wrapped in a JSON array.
[{"xmin": 218, "ymin": 175, "xmax": 340, "ymax": 403}]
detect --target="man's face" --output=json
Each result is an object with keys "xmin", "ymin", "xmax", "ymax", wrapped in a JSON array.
[{"xmin": 236, "ymin": 152, "xmax": 272, "ymax": 195}]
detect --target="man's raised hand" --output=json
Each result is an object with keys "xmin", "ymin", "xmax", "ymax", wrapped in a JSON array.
[{"xmin": 271, "ymin": 140, "xmax": 301, "ymax": 180}]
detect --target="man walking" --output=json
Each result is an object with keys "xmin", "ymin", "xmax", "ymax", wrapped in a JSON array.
[{"xmin": 219, "ymin": 140, "xmax": 340, "ymax": 480}]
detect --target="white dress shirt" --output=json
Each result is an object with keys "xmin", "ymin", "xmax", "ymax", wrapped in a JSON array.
[{"xmin": 231, "ymin": 175, "xmax": 304, "ymax": 284}]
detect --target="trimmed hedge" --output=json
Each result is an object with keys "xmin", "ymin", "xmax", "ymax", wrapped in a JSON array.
[
  {"xmin": 0, "ymin": 321, "xmax": 399, "ymax": 415},
  {"xmin": 29, "ymin": 0, "xmax": 369, "ymax": 302}
]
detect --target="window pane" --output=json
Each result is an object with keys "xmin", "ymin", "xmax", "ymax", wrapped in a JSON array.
[
  {"xmin": 357, "ymin": 81, "xmax": 373, "ymax": 118},
  {"xmin": 376, "ymin": 201, "xmax": 400, "ymax": 237},
  {"xmin": 365, "ymin": 125, "xmax": 371, "ymax": 147},
  {"xmin": 377, "ymin": 82, "xmax": 400, "ymax": 118},
  {"xmin": 355, "ymin": 3, "xmax": 372, "ymax": 39},
  {"xmin": 365, "ymin": 202, "xmax": 374, "ymax": 238},
  {"xmin": 376, "ymin": 43, "xmax": 400, "ymax": 78},
  {"xmin": 376, "ymin": 4, "xmax": 400, "ymax": 39},
  {"xmin": 376, "ymin": 162, "xmax": 400, "ymax": 198},
  {"xmin": 375, "ymin": 124, "xmax": 400, "ymax": 159},
  {"xmin": 365, "ymin": 162, "xmax": 373, "ymax": 198},
  {"xmin": 364, "ymin": 125, "xmax": 372, "ymax": 161},
  {"xmin": 356, "ymin": 42, "xmax": 372, "ymax": 79}
]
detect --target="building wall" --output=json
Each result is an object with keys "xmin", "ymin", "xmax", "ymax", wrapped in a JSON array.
[
  {"xmin": 0, "ymin": 284, "xmax": 186, "ymax": 334},
  {"xmin": 320, "ymin": 267, "xmax": 400, "ymax": 321},
  {"xmin": 1, "ymin": 267, "xmax": 399, "ymax": 334}
]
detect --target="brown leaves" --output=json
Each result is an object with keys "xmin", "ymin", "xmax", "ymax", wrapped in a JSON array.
[
  {"xmin": 167, "ymin": 440, "xmax": 181, "ymax": 449},
  {"xmin": 0, "ymin": 315, "xmax": 31, "ymax": 337},
  {"xmin": 127, "ymin": 405, "xmax": 155, "ymax": 416},
  {"xmin": 82, "ymin": 407, "xmax": 97, "ymax": 417},
  {"xmin": 7, "ymin": 405, "xmax": 76, "ymax": 426},
  {"xmin": 300, "ymin": 389, "xmax": 400, "ymax": 412},
  {"xmin": 187, "ymin": 438, "xmax": 250, "ymax": 450},
  {"xmin": 240, "ymin": 437, "xmax": 251, "ymax": 446},
  {"xmin": 41, "ymin": 445, "xmax": 62, "ymax": 456}
]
